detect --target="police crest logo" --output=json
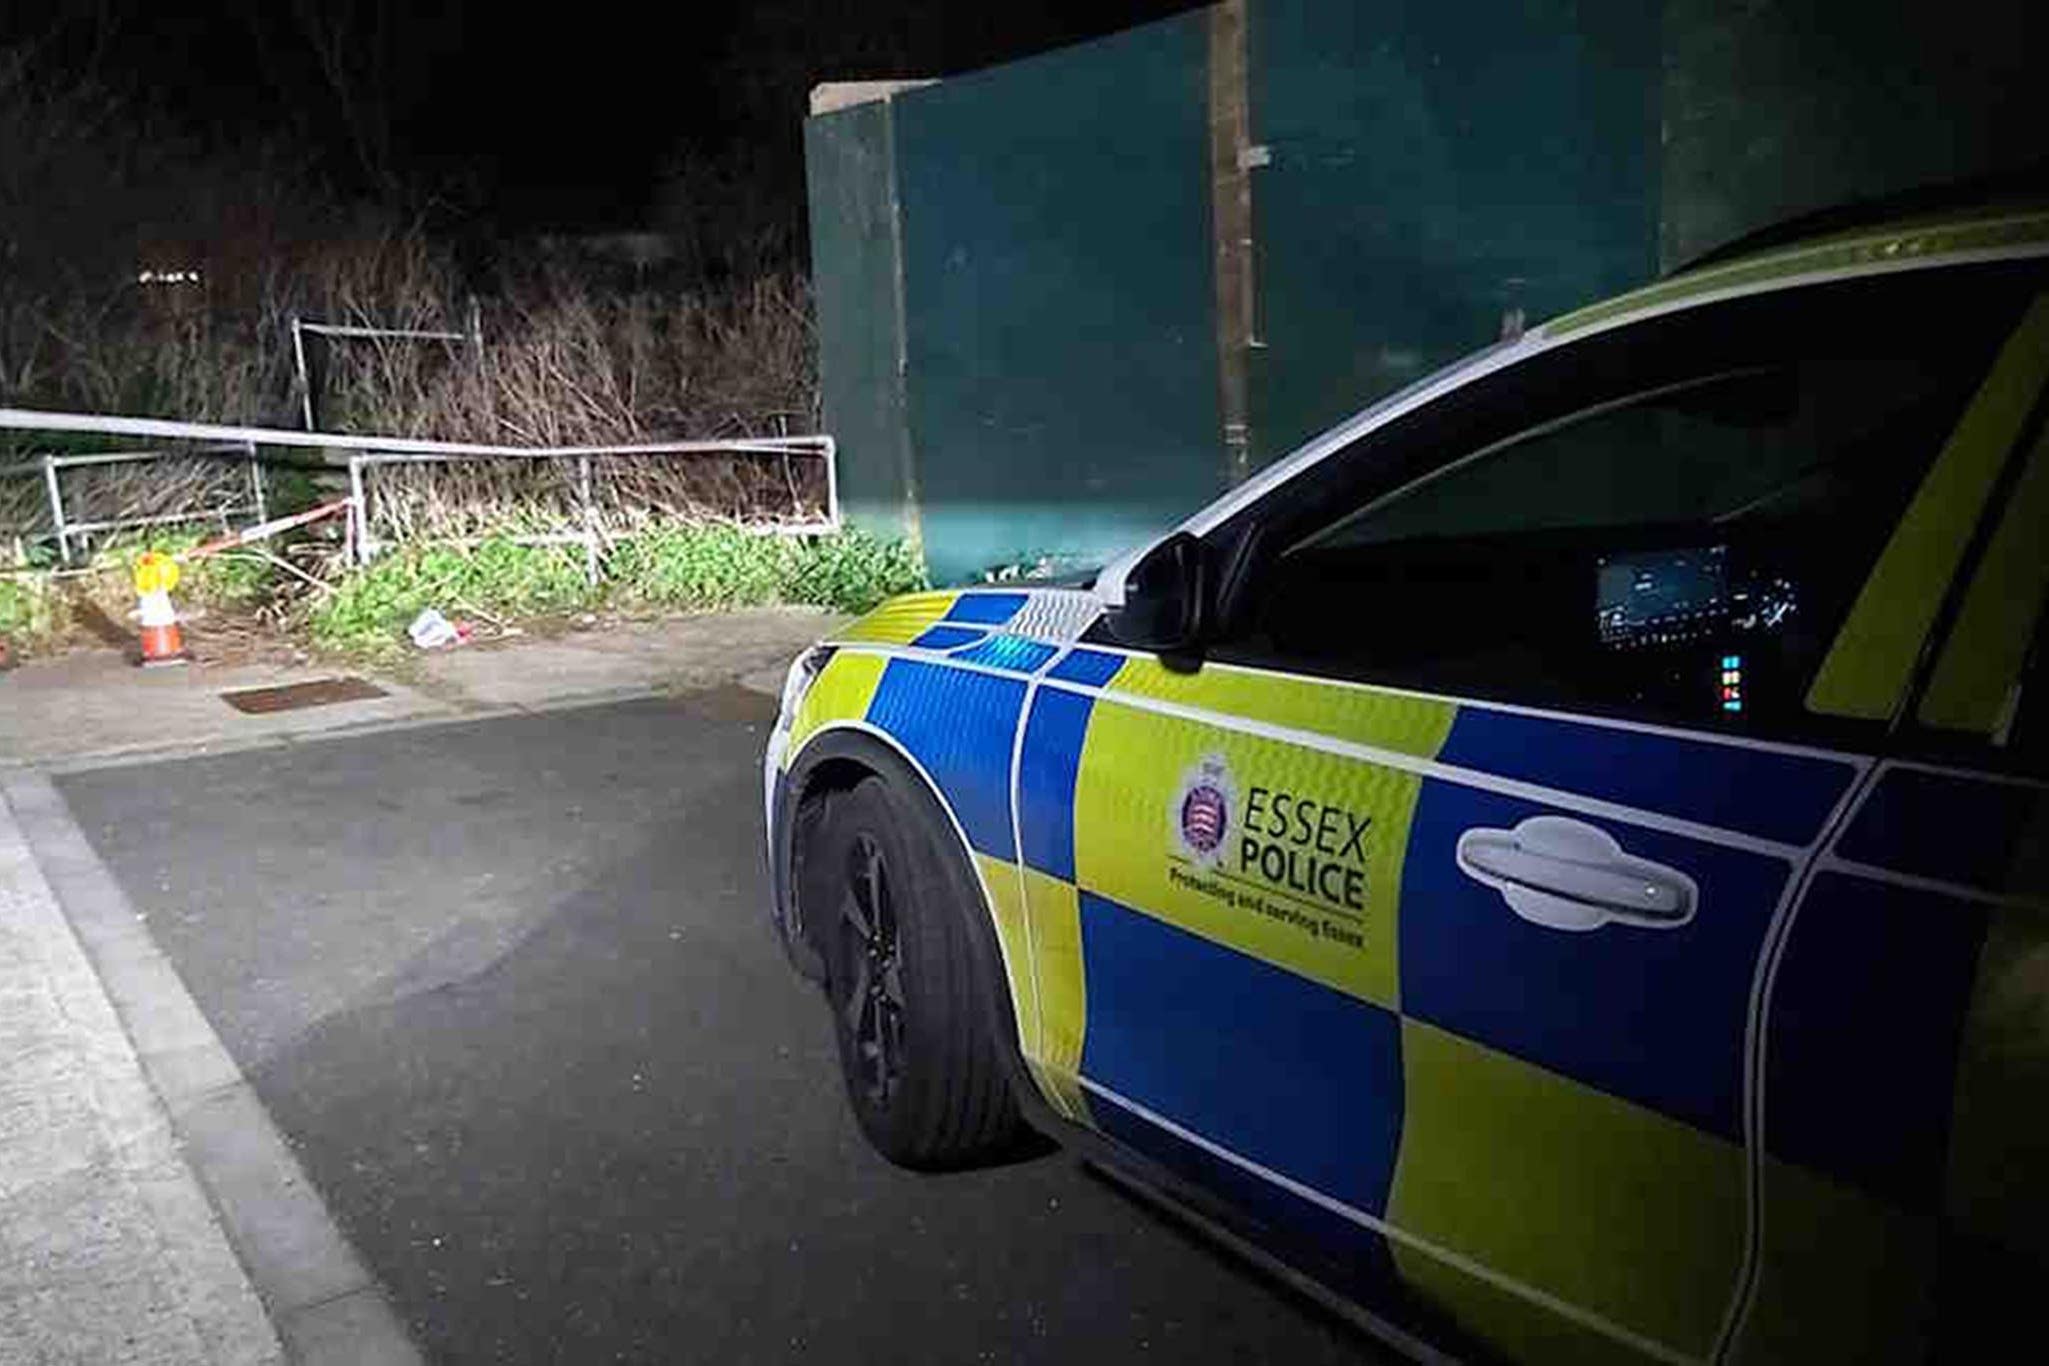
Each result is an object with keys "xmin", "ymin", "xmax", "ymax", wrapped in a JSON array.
[{"xmin": 1172, "ymin": 756, "xmax": 1235, "ymax": 869}]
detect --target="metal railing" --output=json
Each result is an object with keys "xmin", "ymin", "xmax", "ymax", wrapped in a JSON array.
[
  {"xmin": 1, "ymin": 409, "xmax": 838, "ymax": 577},
  {"xmin": 290, "ymin": 307, "xmax": 484, "ymax": 432},
  {"xmin": 1, "ymin": 442, "xmax": 267, "ymax": 566}
]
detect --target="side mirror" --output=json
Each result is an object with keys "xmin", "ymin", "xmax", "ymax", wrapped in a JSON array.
[{"xmin": 1106, "ymin": 532, "xmax": 1207, "ymax": 653}]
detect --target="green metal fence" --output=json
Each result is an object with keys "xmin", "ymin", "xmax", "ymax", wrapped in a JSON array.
[{"xmin": 807, "ymin": 0, "xmax": 2045, "ymax": 586}]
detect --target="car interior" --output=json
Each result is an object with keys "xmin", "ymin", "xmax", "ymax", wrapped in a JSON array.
[{"xmin": 1237, "ymin": 347, "xmax": 1995, "ymax": 734}]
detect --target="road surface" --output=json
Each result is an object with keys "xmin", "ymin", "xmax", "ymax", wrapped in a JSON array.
[{"xmin": 57, "ymin": 690, "xmax": 1379, "ymax": 1365}]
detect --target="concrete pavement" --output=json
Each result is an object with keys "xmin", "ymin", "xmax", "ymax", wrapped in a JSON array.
[
  {"xmin": 1, "ymin": 607, "xmax": 838, "ymax": 772},
  {"xmin": 1, "ymin": 783, "xmax": 279, "ymax": 1366},
  {"xmin": 0, "ymin": 609, "xmax": 836, "ymax": 1365}
]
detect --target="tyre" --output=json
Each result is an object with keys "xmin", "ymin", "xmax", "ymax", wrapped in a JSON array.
[{"xmin": 803, "ymin": 774, "xmax": 1022, "ymax": 1168}]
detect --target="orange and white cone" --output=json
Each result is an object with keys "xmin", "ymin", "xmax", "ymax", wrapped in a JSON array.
[{"xmin": 133, "ymin": 551, "xmax": 188, "ymax": 667}]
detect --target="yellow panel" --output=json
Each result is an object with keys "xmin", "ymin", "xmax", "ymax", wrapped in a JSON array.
[
  {"xmin": 972, "ymin": 853, "xmax": 1038, "ymax": 1059},
  {"xmin": 786, "ymin": 650, "xmax": 886, "ymax": 757},
  {"xmin": 1389, "ymin": 1020, "xmax": 1744, "ymax": 1362},
  {"xmin": 1105, "ymin": 655, "xmax": 1457, "ymax": 757},
  {"xmin": 834, "ymin": 590, "xmax": 958, "ymax": 645},
  {"xmin": 1919, "ymin": 422, "xmax": 2049, "ymax": 732},
  {"xmin": 1072, "ymin": 693, "xmax": 1442, "ymax": 1010},
  {"xmin": 1019, "ymin": 866, "xmax": 1092, "ymax": 1124},
  {"xmin": 1388, "ymin": 1243, "xmax": 1656, "ymax": 1366},
  {"xmin": 1728, "ymin": 1156, "xmax": 1935, "ymax": 1366},
  {"xmin": 1808, "ymin": 294, "xmax": 2049, "ymax": 720}
]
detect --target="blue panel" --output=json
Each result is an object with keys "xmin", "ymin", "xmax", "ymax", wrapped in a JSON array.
[
  {"xmin": 910, "ymin": 624, "xmax": 986, "ymax": 650},
  {"xmin": 1437, "ymin": 707, "xmax": 1856, "ymax": 846},
  {"xmin": 1766, "ymin": 871, "xmax": 1988, "ymax": 1211},
  {"xmin": 950, "ymin": 633, "xmax": 1057, "ymax": 674},
  {"xmin": 1401, "ymin": 782, "xmax": 1786, "ymax": 1140},
  {"xmin": 1018, "ymin": 687, "xmax": 1092, "ymax": 880},
  {"xmin": 1837, "ymin": 768, "xmax": 2046, "ymax": 895},
  {"xmin": 1048, "ymin": 647, "xmax": 1127, "ymax": 688},
  {"xmin": 1091, "ymin": 1088, "xmax": 1398, "ymax": 1292},
  {"xmin": 1079, "ymin": 892, "xmax": 1405, "ymax": 1217},
  {"xmin": 866, "ymin": 660, "xmax": 1024, "ymax": 861},
  {"xmin": 942, "ymin": 592, "xmax": 1028, "ymax": 626}
]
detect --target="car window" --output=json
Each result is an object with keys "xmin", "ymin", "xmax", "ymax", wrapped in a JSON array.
[{"xmin": 1214, "ymin": 263, "xmax": 2046, "ymax": 741}]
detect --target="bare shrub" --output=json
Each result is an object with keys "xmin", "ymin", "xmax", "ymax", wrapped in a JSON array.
[{"xmin": 3, "ymin": 41, "xmax": 821, "ymax": 545}]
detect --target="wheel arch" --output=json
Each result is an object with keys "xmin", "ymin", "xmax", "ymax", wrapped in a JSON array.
[{"xmin": 781, "ymin": 723, "xmax": 1040, "ymax": 1109}]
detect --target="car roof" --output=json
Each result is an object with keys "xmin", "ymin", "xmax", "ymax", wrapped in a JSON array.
[
  {"xmin": 1542, "ymin": 202, "xmax": 2049, "ymax": 341},
  {"xmin": 1145, "ymin": 203, "xmax": 2049, "ymax": 564}
]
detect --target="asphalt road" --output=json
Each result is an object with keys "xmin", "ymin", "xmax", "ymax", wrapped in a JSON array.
[{"xmin": 59, "ymin": 692, "xmax": 1377, "ymax": 1365}]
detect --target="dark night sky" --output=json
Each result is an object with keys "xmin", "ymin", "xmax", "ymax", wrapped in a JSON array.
[{"xmin": 5, "ymin": 1, "xmax": 1202, "ymax": 232}]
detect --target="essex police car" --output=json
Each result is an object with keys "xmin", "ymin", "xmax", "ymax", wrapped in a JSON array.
[{"xmin": 763, "ymin": 203, "xmax": 2048, "ymax": 1364}]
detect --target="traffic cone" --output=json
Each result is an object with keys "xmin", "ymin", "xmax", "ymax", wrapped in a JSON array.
[{"xmin": 133, "ymin": 551, "xmax": 188, "ymax": 668}]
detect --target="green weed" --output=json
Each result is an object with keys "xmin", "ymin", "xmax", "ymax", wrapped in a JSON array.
[
  {"xmin": 308, "ymin": 525, "xmax": 923, "ymax": 651},
  {"xmin": 784, "ymin": 528, "xmax": 925, "ymax": 613},
  {"xmin": 0, "ymin": 574, "xmax": 59, "ymax": 646},
  {"xmin": 310, "ymin": 537, "xmax": 597, "ymax": 650},
  {"xmin": 608, "ymin": 524, "xmax": 798, "ymax": 610},
  {"xmin": 88, "ymin": 530, "xmax": 278, "ymax": 609}
]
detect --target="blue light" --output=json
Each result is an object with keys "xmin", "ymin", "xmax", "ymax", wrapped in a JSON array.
[{"xmin": 1721, "ymin": 654, "xmax": 1742, "ymax": 670}]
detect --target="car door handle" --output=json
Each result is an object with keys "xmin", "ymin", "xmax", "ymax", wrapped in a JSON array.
[{"xmin": 1455, "ymin": 816, "xmax": 1697, "ymax": 932}]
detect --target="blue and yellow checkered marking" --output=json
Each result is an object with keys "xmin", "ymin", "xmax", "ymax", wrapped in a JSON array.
[
  {"xmin": 1437, "ymin": 707, "xmax": 1855, "ymax": 847},
  {"xmin": 865, "ymin": 658, "xmax": 1026, "ymax": 861},
  {"xmin": 951, "ymin": 633, "xmax": 1058, "ymax": 673},
  {"xmin": 910, "ymin": 623, "xmax": 987, "ymax": 650},
  {"xmin": 790, "ymin": 612, "xmax": 1857, "ymax": 1363},
  {"xmin": 1048, "ymin": 647, "xmax": 1126, "ymax": 687},
  {"xmin": 1079, "ymin": 889, "xmax": 1406, "ymax": 1219},
  {"xmin": 943, "ymin": 591, "xmax": 1029, "ymax": 626},
  {"xmin": 1765, "ymin": 871, "xmax": 1986, "ymax": 1213},
  {"xmin": 1837, "ymin": 767, "xmax": 2049, "ymax": 896},
  {"xmin": 1403, "ymin": 781, "xmax": 1786, "ymax": 1142},
  {"xmin": 1018, "ymin": 686, "xmax": 1092, "ymax": 882}
]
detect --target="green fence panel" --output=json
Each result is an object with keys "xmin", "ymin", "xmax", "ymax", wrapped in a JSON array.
[
  {"xmin": 890, "ymin": 13, "xmax": 1223, "ymax": 585},
  {"xmin": 1245, "ymin": 0, "xmax": 1662, "ymax": 465},
  {"xmin": 1660, "ymin": 0, "xmax": 2049, "ymax": 268},
  {"xmin": 806, "ymin": 99, "xmax": 918, "ymax": 539}
]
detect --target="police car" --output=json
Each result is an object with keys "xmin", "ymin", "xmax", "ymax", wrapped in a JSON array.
[{"xmin": 764, "ymin": 203, "xmax": 2048, "ymax": 1364}]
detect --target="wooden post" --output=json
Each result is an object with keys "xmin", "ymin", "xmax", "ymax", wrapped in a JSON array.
[{"xmin": 1208, "ymin": 0, "xmax": 1258, "ymax": 487}]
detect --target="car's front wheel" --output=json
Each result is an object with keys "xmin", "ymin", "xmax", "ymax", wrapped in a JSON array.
[{"xmin": 804, "ymin": 774, "xmax": 1022, "ymax": 1169}]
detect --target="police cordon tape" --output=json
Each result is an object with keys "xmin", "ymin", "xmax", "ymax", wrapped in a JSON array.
[{"xmin": 182, "ymin": 497, "xmax": 353, "ymax": 563}]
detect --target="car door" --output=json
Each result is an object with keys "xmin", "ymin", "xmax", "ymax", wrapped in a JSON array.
[
  {"xmin": 1730, "ymin": 293, "xmax": 2049, "ymax": 1365},
  {"xmin": 1017, "ymin": 258, "xmax": 2047, "ymax": 1364}
]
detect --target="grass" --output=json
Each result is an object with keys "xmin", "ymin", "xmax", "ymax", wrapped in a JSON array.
[
  {"xmin": 0, "ymin": 528, "xmax": 283, "ymax": 658},
  {"xmin": 104, "ymin": 530, "xmax": 279, "ymax": 609},
  {"xmin": 0, "ymin": 573, "xmax": 60, "ymax": 650},
  {"xmin": 1, "ymin": 521, "xmax": 921, "ymax": 662},
  {"xmin": 308, "ymin": 525, "xmax": 923, "ymax": 653}
]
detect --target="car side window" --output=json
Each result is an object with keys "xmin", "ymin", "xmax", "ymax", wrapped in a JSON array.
[{"xmin": 1216, "ymin": 263, "xmax": 2045, "ymax": 741}]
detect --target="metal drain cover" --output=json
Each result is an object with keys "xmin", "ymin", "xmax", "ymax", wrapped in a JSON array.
[{"xmin": 220, "ymin": 677, "xmax": 388, "ymax": 714}]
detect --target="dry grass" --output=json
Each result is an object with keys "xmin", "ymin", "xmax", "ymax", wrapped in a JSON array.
[
  {"xmin": 0, "ymin": 451, "xmax": 258, "ymax": 543},
  {"xmin": 4, "ymin": 235, "xmax": 823, "ymax": 555},
  {"xmin": 334, "ymin": 266, "xmax": 818, "ymax": 445},
  {"xmin": 3, "ymin": 45, "xmax": 824, "ymax": 575}
]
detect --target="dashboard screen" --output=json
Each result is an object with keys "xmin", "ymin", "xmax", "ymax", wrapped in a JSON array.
[{"xmin": 1596, "ymin": 546, "xmax": 1729, "ymax": 647}]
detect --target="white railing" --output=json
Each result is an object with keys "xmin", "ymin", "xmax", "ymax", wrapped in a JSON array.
[
  {"xmin": 289, "ymin": 308, "xmax": 484, "ymax": 431},
  {"xmin": 0, "ymin": 441, "xmax": 267, "ymax": 566},
  {"xmin": 0, "ymin": 408, "xmax": 839, "ymax": 575}
]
